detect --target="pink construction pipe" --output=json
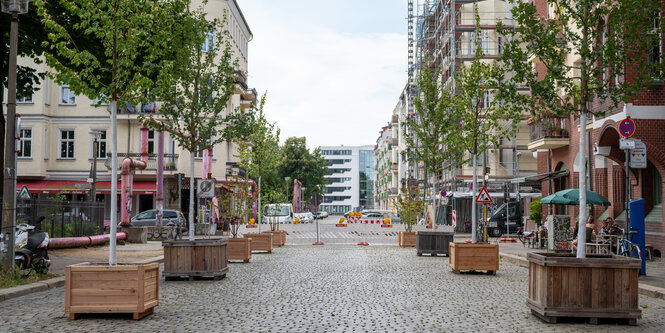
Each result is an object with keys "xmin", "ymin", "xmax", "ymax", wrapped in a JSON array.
[
  {"xmin": 202, "ymin": 148, "xmax": 212, "ymax": 179},
  {"xmin": 48, "ymin": 232, "xmax": 127, "ymax": 249},
  {"xmin": 121, "ymin": 128, "xmax": 149, "ymax": 226},
  {"xmin": 156, "ymin": 131, "xmax": 164, "ymax": 226}
]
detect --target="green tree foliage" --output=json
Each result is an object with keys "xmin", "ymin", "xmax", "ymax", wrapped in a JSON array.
[
  {"xmin": 217, "ymin": 176, "xmax": 254, "ymax": 238},
  {"xmin": 497, "ymin": 0, "xmax": 663, "ymax": 119},
  {"xmin": 140, "ymin": 5, "xmax": 237, "ymax": 155},
  {"xmin": 394, "ymin": 185, "xmax": 425, "ymax": 233},
  {"xmin": 529, "ymin": 197, "xmax": 543, "ymax": 226},
  {"xmin": 279, "ymin": 137, "xmax": 328, "ymax": 203},
  {"xmin": 450, "ymin": 8, "xmax": 520, "ymax": 160},
  {"xmin": 404, "ymin": 66, "xmax": 455, "ymax": 177}
]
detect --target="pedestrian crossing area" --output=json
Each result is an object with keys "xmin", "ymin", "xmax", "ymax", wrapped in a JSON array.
[{"xmin": 288, "ymin": 230, "xmax": 398, "ymax": 239}]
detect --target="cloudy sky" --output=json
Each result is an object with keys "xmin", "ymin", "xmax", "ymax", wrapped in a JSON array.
[{"xmin": 240, "ymin": 0, "xmax": 407, "ymax": 150}]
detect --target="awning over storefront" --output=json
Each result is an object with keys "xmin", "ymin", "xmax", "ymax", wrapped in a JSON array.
[
  {"xmin": 451, "ymin": 191, "xmax": 541, "ymax": 199},
  {"xmin": 17, "ymin": 180, "xmax": 156, "ymax": 195},
  {"xmin": 510, "ymin": 170, "xmax": 568, "ymax": 184}
]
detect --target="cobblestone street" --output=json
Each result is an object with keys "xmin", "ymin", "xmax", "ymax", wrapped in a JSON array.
[{"xmin": 2, "ymin": 244, "xmax": 665, "ymax": 332}]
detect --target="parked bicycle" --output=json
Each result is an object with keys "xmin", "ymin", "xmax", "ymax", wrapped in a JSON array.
[{"xmin": 617, "ymin": 228, "xmax": 642, "ymax": 260}]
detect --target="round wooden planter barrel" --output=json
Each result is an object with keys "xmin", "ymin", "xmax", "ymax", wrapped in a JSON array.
[{"xmin": 162, "ymin": 238, "xmax": 229, "ymax": 280}]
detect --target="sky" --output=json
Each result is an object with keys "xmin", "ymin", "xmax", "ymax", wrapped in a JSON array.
[{"xmin": 240, "ymin": 0, "xmax": 408, "ymax": 150}]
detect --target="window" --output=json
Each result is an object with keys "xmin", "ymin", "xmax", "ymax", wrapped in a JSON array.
[
  {"xmin": 91, "ymin": 131, "xmax": 107, "ymax": 159},
  {"xmin": 18, "ymin": 128, "xmax": 31, "ymax": 158},
  {"xmin": 60, "ymin": 84, "xmax": 76, "ymax": 105},
  {"xmin": 139, "ymin": 129, "xmax": 155, "ymax": 155},
  {"xmin": 649, "ymin": 9, "xmax": 662, "ymax": 78},
  {"xmin": 17, "ymin": 93, "xmax": 33, "ymax": 103},
  {"xmin": 201, "ymin": 30, "xmax": 215, "ymax": 52},
  {"xmin": 194, "ymin": 131, "xmax": 216, "ymax": 158},
  {"xmin": 59, "ymin": 130, "xmax": 75, "ymax": 159}
]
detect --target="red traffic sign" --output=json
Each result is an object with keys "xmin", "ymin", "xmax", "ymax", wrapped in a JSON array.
[
  {"xmin": 619, "ymin": 117, "xmax": 635, "ymax": 138},
  {"xmin": 476, "ymin": 186, "xmax": 493, "ymax": 203},
  {"xmin": 440, "ymin": 190, "xmax": 447, "ymax": 197}
]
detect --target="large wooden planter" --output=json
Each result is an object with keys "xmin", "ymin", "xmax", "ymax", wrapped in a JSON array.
[
  {"xmin": 65, "ymin": 262, "xmax": 159, "ymax": 320},
  {"xmin": 162, "ymin": 238, "xmax": 228, "ymax": 280},
  {"xmin": 416, "ymin": 231, "xmax": 454, "ymax": 256},
  {"xmin": 243, "ymin": 233, "xmax": 273, "ymax": 253},
  {"xmin": 398, "ymin": 231, "xmax": 417, "ymax": 247},
  {"xmin": 527, "ymin": 252, "xmax": 642, "ymax": 325},
  {"xmin": 228, "ymin": 237, "xmax": 252, "ymax": 263},
  {"xmin": 262, "ymin": 230, "xmax": 286, "ymax": 246},
  {"xmin": 449, "ymin": 242, "xmax": 499, "ymax": 275}
]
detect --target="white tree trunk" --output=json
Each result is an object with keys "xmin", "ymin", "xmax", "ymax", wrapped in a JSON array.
[
  {"xmin": 471, "ymin": 153, "xmax": 478, "ymax": 244},
  {"xmin": 189, "ymin": 151, "xmax": 195, "ymax": 241},
  {"xmin": 576, "ymin": 112, "xmax": 587, "ymax": 258},
  {"xmin": 109, "ymin": 101, "xmax": 118, "ymax": 265}
]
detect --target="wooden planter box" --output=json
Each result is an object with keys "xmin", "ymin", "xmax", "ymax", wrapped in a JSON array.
[
  {"xmin": 243, "ymin": 233, "xmax": 273, "ymax": 253},
  {"xmin": 262, "ymin": 230, "xmax": 286, "ymax": 246},
  {"xmin": 65, "ymin": 262, "xmax": 159, "ymax": 320},
  {"xmin": 527, "ymin": 252, "xmax": 642, "ymax": 325},
  {"xmin": 398, "ymin": 231, "xmax": 417, "ymax": 247},
  {"xmin": 416, "ymin": 231, "xmax": 454, "ymax": 256},
  {"xmin": 449, "ymin": 242, "xmax": 499, "ymax": 275},
  {"xmin": 162, "ymin": 238, "xmax": 228, "ymax": 280},
  {"xmin": 228, "ymin": 237, "xmax": 252, "ymax": 263}
]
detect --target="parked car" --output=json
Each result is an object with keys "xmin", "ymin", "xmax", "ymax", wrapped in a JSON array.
[
  {"xmin": 262, "ymin": 203, "xmax": 294, "ymax": 224},
  {"xmin": 313, "ymin": 211, "xmax": 329, "ymax": 219},
  {"xmin": 130, "ymin": 209, "xmax": 187, "ymax": 228},
  {"xmin": 294, "ymin": 212, "xmax": 313, "ymax": 223}
]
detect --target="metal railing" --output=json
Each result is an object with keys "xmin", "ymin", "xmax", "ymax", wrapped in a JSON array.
[
  {"xmin": 16, "ymin": 198, "xmax": 105, "ymax": 237},
  {"xmin": 529, "ymin": 117, "xmax": 571, "ymax": 142}
]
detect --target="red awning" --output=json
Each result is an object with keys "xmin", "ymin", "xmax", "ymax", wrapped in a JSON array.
[{"xmin": 17, "ymin": 180, "xmax": 156, "ymax": 195}]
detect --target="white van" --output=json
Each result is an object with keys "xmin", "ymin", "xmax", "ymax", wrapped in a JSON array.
[{"xmin": 262, "ymin": 203, "xmax": 294, "ymax": 224}]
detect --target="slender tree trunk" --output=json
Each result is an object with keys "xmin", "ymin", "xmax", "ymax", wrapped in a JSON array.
[
  {"xmin": 189, "ymin": 151, "xmax": 195, "ymax": 241},
  {"xmin": 472, "ymin": 153, "xmax": 478, "ymax": 244}
]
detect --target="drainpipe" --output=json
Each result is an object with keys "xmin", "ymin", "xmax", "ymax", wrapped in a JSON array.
[
  {"xmin": 120, "ymin": 127, "xmax": 149, "ymax": 226},
  {"xmin": 156, "ymin": 131, "xmax": 164, "ymax": 226}
]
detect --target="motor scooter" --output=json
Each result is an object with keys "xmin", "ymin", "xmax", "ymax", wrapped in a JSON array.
[{"xmin": 14, "ymin": 216, "xmax": 50, "ymax": 274}]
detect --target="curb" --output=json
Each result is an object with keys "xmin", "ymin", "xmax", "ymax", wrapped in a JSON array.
[
  {"xmin": 0, "ymin": 255, "xmax": 164, "ymax": 303},
  {"xmin": 499, "ymin": 251, "xmax": 665, "ymax": 301}
]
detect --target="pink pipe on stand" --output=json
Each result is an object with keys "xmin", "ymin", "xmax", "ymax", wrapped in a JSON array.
[
  {"xmin": 48, "ymin": 232, "xmax": 127, "ymax": 249},
  {"xmin": 120, "ymin": 128, "xmax": 149, "ymax": 226},
  {"xmin": 156, "ymin": 131, "xmax": 164, "ymax": 226}
]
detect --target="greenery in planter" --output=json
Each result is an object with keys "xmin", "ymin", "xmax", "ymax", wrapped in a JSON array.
[
  {"xmin": 218, "ymin": 176, "xmax": 254, "ymax": 238},
  {"xmin": 529, "ymin": 196, "xmax": 543, "ymax": 228},
  {"xmin": 263, "ymin": 190, "xmax": 287, "ymax": 232},
  {"xmin": 394, "ymin": 185, "xmax": 425, "ymax": 233}
]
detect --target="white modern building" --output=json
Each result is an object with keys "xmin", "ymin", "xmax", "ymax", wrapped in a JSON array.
[{"xmin": 319, "ymin": 145, "xmax": 374, "ymax": 215}]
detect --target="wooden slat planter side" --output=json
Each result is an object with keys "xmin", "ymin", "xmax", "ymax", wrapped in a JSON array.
[
  {"xmin": 243, "ymin": 233, "xmax": 273, "ymax": 253},
  {"xmin": 228, "ymin": 237, "xmax": 252, "ymax": 262},
  {"xmin": 416, "ymin": 231, "xmax": 454, "ymax": 255},
  {"xmin": 449, "ymin": 242, "xmax": 499, "ymax": 274},
  {"xmin": 162, "ymin": 238, "xmax": 229, "ymax": 279},
  {"xmin": 262, "ymin": 230, "xmax": 285, "ymax": 246},
  {"xmin": 65, "ymin": 262, "xmax": 159, "ymax": 320},
  {"xmin": 526, "ymin": 252, "xmax": 642, "ymax": 324},
  {"xmin": 398, "ymin": 231, "xmax": 417, "ymax": 247}
]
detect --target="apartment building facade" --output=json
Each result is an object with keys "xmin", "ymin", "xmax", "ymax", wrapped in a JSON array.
[
  {"xmin": 528, "ymin": 0, "xmax": 665, "ymax": 257},
  {"xmin": 319, "ymin": 145, "xmax": 375, "ymax": 214},
  {"xmin": 374, "ymin": 114, "xmax": 400, "ymax": 211},
  {"xmin": 6, "ymin": 0, "xmax": 255, "ymax": 220}
]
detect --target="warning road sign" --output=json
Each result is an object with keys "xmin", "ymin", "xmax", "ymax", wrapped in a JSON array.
[
  {"xmin": 17, "ymin": 185, "xmax": 31, "ymax": 199},
  {"xmin": 475, "ymin": 186, "xmax": 493, "ymax": 203}
]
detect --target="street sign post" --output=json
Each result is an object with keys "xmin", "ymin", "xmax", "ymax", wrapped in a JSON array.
[
  {"xmin": 630, "ymin": 140, "xmax": 647, "ymax": 169},
  {"xmin": 620, "ymin": 138, "xmax": 635, "ymax": 150},
  {"xmin": 476, "ymin": 186, "xmax": 492, "ymax": 203},
  {"xmin": 440, "ymin": 189, "xmax": 447, "ymax": 197},
  {"xmin": 17, "ymin": 185, "xmax": 30, "ymax": 199},
  {"xmin": 619, "ymin": 117, "xmax": 635, "ymax": 138}
]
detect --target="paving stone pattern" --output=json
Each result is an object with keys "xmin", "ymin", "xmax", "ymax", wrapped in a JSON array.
[{"xmin": 2, "ymin": 245, "xmax": 665, "ymax": 332}]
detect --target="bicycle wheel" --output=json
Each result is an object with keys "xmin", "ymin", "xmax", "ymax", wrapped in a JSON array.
[{"xmin": 629, "ymin": 244, "xmax": 642, "ymax": 260}]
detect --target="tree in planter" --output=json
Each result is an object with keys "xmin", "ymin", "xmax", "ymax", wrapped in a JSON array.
[
  {"xmin": 498, "ymin": 0, "xmax": 664, "ymax": 257},
  {"xmin": 226, "ymin": 94, "xmax": 281, "ymax": 233},
  {"xmin": 218, "ymin": 176, "xmax": 254, "ymax": 238},
  {"xmin": 262, "ymin": 190, "xmax": 287, "ymax": 232},
  {"xmin": 394, "ymin": 185, "xmax": 426, "ymax": 233},
  {"xmin": 404, "ymin": 65, "xmax": 456, "ymax": 226},
  {"xmin": 36, "ymin": 0, "xmax": 187, "ymax": 264},
  {"xmin": 449, "ymin": 8, "xmax": 521, "ymax": 243},
  {"xmin": 529, "ymin": 196, "xmax": 543, "ymax": 230},
  {"xmin": 140, "ymin": 6, "xmax": 237, "ymax": 241}
]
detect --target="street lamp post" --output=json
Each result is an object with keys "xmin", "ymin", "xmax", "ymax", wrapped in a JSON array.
[
  {"xmin": 89, "ymin": 131, "xmax": 102, "ymax": 202},
  {"xmin": 1, "ymin": 0, "xmax": 30, "ymax": 274}
]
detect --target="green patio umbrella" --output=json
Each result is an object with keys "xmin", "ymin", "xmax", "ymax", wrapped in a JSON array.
[{"xmin": 541, "ymin": 189, "xmax": 611, "ymax": 206}]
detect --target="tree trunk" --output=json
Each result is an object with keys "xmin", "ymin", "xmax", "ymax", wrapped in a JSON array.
[{"xmin": 189, "ymin": 151, "xmax": 195, "ymax": 241}]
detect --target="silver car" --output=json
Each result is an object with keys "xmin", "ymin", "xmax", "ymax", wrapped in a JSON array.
[{"xmin": 130, "ymin": 209, "xmax": 186, "ymax": 228}]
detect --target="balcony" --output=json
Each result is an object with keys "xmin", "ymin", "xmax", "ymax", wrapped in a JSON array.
[{"xmin": 527, "ymin": 117, "xmax": 571, "ymax": 150}]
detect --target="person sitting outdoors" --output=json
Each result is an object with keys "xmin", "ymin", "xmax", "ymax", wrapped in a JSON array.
[
  {"xmin": 572, "ymin": 216, "xmax": 594, "ymax": 251},
  {"xmin": 601, "ymin": 217, "xmax": 622, "ymax": 236}
]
